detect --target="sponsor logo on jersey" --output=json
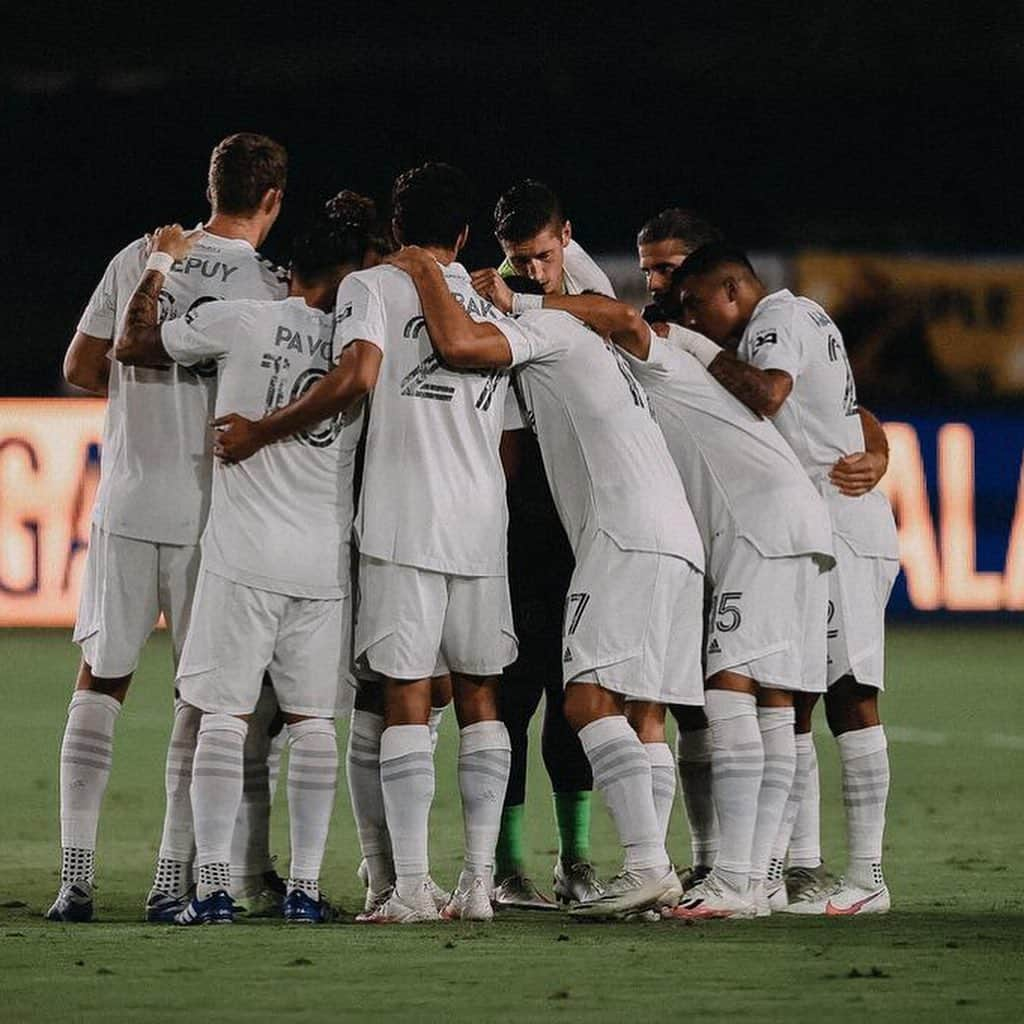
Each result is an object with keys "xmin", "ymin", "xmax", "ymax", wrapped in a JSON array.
[
  {"xmin": 403, "ymin": 315, "xmax": 428, "ymax": 340},
  {"xmin": 400, "ymin": 354, "xmax": 455, "ymax": 402},
  {"xmin": 752, "ymin": 330, "xmax": 778, "ymax": 351}
]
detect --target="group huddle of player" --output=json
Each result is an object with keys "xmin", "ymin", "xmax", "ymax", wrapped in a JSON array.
[{"xmin": 47, "ymin": 133, "xmax": 899, "ymax": 927}]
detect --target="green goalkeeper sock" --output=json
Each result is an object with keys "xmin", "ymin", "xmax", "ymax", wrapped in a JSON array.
[
  {"xmin": 553, "ymin": 790, "xmax": 592, "ymax": 864},
  {"xmin": 495, "ymin": 804, "xmax": 526, "ymax": 880}
]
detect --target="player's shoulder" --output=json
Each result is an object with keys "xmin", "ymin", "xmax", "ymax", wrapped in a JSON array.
[
  {"xmin": 564, "ymin": 239, "xmax": 615, "ymax": 297},
  {"xmin": 346, "ymin": 263, "xmax": 414, "ymax": 300},
  {"xmin": 745, "ymin": 289, "xmax": 802, "ymax": 349},
  {"xmin": 107, "ymin": 236, "xmax": 148, "ymax": 274},
  {"xmin": 252, "ymin": 250, "xmax": 291, "ymax": 290}
]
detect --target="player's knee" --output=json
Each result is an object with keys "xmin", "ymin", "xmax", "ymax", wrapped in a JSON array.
[
  {"xmin": 430, "ymin": 673, "xmax": 453, "ymax": 709},
  {"xmin": 563, "ymin": 682, "xmax": 620, "ymax": 733},
  {"xmin": 825, "ymin": 675, "xmax": 879, "ymax": 735},
  {"xmin": 384, "ymin": 678, "xmax": 433, "ymax": 726},
  {"xmin": 77, "ymin": 661, "xmax": 132, "ymax": 702},
  {"xmin": 794, "ymin": 692, "xmax": 820, "ymax": 733},
  {"xmin": 626, "ymin": 701, "xmax": 666, "ymax": 743},
  {"xmin": 452, "ymin": 673, "xmax": 501, "ymax": 727}
]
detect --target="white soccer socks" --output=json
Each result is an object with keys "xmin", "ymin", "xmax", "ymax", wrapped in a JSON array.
[
  {"xmin": 675, "ymin": 727, "xmax": 719, "ymax": 868},
  {"xmin": 347, "ymin": 710, "xmax": 393, "ymax": 892},
  {"xmin": 286, "ymin": 718, "xmax": 338, "ymax": 899},
  {"xmin": 838, "ymin": 725, "xmax": 889, "ymax": 889},
  {"xmin": 380, "ymin": 724, "xmax": 435, "ymax": 901},
  {"xmin": 428, "ymin": 705, "xmax": 447, "ymax": 755},
  {"xmin": 706, "ymin": 690, "xmax": 764, "ymax": 893},
  {"xmin": 644, "ymin": 742, "xmax": 677, "ymax": 843},
  {"xmin": 153, "ymin": 699, "xmax": 201, "ymax": 897},
  {"xmin": 579, "ymin": 716, "xmax": 668, "ymax": 873},
  {"xmin": 192, "ymin": 713, "xmax": 247, "ymax": 899},
  {"xmin": 457, "ymin": 720, "xmax": 511, "ymax": 890},
  {"xmin": 749, "ymin": 706, "xmax": 796, "ymax": 884},
  {"xmin": 787, "ymin": 732, "xmax": 823, "ymax": 869},
  {"xmin": 58, "ymin": 691, "xmax": 122, "ymax": 884}
]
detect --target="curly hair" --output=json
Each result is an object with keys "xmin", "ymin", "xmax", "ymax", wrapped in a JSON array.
[{"xmin": 290, "ymin": 190, "xmax": 379, "ymax": 281}]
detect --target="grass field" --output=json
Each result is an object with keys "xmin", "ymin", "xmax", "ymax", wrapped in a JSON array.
[{"xmin": 1, "ymin": 625, "xmax": 1022, "ymax": 1022}]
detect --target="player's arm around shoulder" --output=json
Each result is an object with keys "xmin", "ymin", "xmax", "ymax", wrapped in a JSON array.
[
  {"xmin": 115, "ymin": 224, "xmax": 200, "ymax": 367},
  {"xmin": 386, "ymin": 246, "xmax": 513, "ymax": 369},
  {"xmin": 540, "ymin": 292, "xmax": 650, "ymax": 359}
]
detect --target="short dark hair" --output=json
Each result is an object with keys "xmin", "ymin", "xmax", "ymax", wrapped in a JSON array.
[
  {"xmin": 208, "ymin": 133, "xmax": 288, "ymax": 216},
  {"xmin": 636, "ymin": 208, "xmax": 722, "ymax": 251},
  {"xmin": 677, "ymin": 242, "xmax": 757, "ymax": 282},
  {"xmin": 494, "ymin": 180, "xmax": 565, "ymax": 244},
  {"xmin": 391, "ymin": 162, "xmax": 474, "ymax": 248},
  {"xmin": 290, "ymin": 190, "xmax": 378, "ymax": 283}
]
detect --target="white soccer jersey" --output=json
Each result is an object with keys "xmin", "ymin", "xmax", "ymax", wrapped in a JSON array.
[
  {"xmin": 77, "ymin": 230, "xmax": 288, "ymax": 545},
  {"xmin": 737, "ymin": 289, "xmax": 898, "ymax": 558},
  {"xmin": 162, "ymin": 296, "xmax": 362, "ymax": 598},
  {"xmin": 562, "ymin": 240, "xmax": 616, "ymax": 297},
  {"xmin": 336, "ymin": 262, "xmax": 511, "ymax": 576},
  {"xmin": 620, "ymin": 332, "xmax": 833, "ymax": 566},
  {"xmin": 497, "ymin": 309, "xmax": 704, "ymax": 570}
]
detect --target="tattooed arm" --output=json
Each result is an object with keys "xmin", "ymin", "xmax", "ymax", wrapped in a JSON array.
[
  {"xmin": 705, "ymin": 351, "xmax": 793, "ymax": 418},
  {"xmin": 114, "ymin": 224, "xmax": 198, "ymax": 366}
]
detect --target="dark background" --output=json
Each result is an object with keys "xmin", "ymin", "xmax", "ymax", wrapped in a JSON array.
[{"xmin": 5, "ymin": 2, "xmax": 1021, "ymax": 395}]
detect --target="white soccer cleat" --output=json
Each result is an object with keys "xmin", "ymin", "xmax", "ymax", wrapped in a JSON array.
[
  {"xmin": 355, "ymin": 882, "xmax": 440, "ymax": 924},
  {"xmin": 794, "ymin": 879, "xmax": 891, "ymax": 917},
  {"xmin": 766, "ymin": 878, "xmax": 788, "ymax": 913},
  {"xmin": 667, "ymin": 872, "xmax": 756, "ymax": 920},
  {"xmin": 425, "ymin": 876, "xmax": 449, "ymax": 912},
  {"xmin": 553, "ymin": 859, "xmax": 604, "ymax": 905},
  {"xmin": 780, "ymin": 864, "xmax": 837, "ymax": 915},
  {"xmin": 569, "ymin": 866, "xmax": 681, "ymax": 920},
  {"xmin": 750, "ymin": 879, "xmax": 772, "ymax": 918},
  {"xmin": 440, "ymin": 877, "xmax": 493, "ymax": 922}
]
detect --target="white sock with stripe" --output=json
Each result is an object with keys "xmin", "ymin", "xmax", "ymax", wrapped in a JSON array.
[
  {"xmin": 675, "ymin": 727, "xmax": 719, "ymax": 868},
  {"xmin": 644, "ymin": 742, "xmax": 677, "ymax": 843},
  {"xmin": 457, "ymin": 720, "xmax": 512, "ymax": 889},
  {"xmin": 286, "ymin": 718, "xmax": 338, "ymax": 894},
  {"xmin": 749, "ymin": 706, "xmax": 796, "ymax": 883},
  {"xmin": 153, "ymin": 699, "xmax": 200, "ymax": 896},
  {"xmin": 346, "ymin": 710, "xmax": 393, "ymax": 892},
  {"xmin": 838, "ymin": 725, "xmax": 889, "ymax": 889}
]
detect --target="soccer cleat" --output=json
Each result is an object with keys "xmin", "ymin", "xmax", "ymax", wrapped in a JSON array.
[
  {"xmin": 355, "ymin": 883, "xmax": 440, "ymax": 924},
  {"xmin": 425, "ymin": 876, "xmax": 448, "ymax": 912},
  {"xmin": 441, "ymin": 877, "xmax": 494, "ymax": 922},
  {"xmin": 492, "ymin": 874, "xmax": 558, "ymax": 911},
  {"xmin": 145, "ymin": 888, "xmax": 193, "ymax": 923},
  {"xmin": 569, "ymin": 866, "xmax": 681, "ymax": 920},
  {"xmin": 363, "ymin": 885, "xmax": 394, "ymax": 915},
  {"xmin": 553, "ymin": 859, "xmax": 604, "ymax": 905},
  {"xmin": 750, "ymin": 879, "xmax": 772, "ymax": 918},
  {"xmin": 766, "ymin": 879, "xmax": 788, "ymax": 913},
  {"xmin": 283, "ymin": 889, "xmax": 337, "ymax": 923},
  {"xmin": 677, "ymin": 864, "xmax": 714, "ymax": 892},
  {"xmin": 174, "ymin": 890, "xmax": 235, "ymax": 925},
  {"xmin": 45, "ymin": 883, "xmax": 94, "ymax": 923},
  {"xmin": 789, "ymin": 879, "xmax": 891, "ymax": 917},
  {"xmin": 667, "ymin": 872, "xmax": 756, "ymax": 920},
  {"xmin": 781, "ymin": 863, "xmax": 835, "ymax": 915},
  {"xmin": 233, "ymin": 869, "xmax": 287, "ymax": 918}
]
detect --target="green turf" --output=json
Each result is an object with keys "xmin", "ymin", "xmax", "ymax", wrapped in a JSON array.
[{"xmin": 1, "ymin": 625, "xmax": 1022, "ymax": 1022}]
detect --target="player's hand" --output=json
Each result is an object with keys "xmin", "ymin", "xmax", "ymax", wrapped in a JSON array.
[
  {"xmin": 385, "ymin": 245, "xmax": 437, "ymax": 278},
  {"xmin": 151, "ymin": 224, "xmax": 200, "ymax": 262},
  {"xmin": 212, "ymin": 413, "xmax": 266, "ymax": 464},
  {"xmin": 829, "ymin": 450, "xmax": 887, "ymax": 496},
  {"xmin": 470, "ymin": 268, "xmax": 515, "ymax": 314}
]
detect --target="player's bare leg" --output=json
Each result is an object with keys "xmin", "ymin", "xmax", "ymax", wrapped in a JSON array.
[
  {"xmin": 670, "ymin": 704, "xmax": 718, "ymax": 888},
  {"xmin": 47, "ymin": 661, "xmax": 132, "ymax": 922},
  {"xmin": 565, "ymin": 684, "xmax": 680, "ymax": 918}
]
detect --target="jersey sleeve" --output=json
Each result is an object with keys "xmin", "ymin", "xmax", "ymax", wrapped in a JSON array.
[
  {"xmin": 334, "ymin": 274, "xmax": 386, "ymax": 352},
  {"xmin": 493, "ymin": 312, "xmax": 565, "ymax": 368},
  {"xmin": 739, "ymin": 311, "xmax": 803, "ymax": 380},
  {"xmin": 76, "ymin": 242, "xmax": 144, "ymax": 339},
  {"xmin": 617, "ymin": 330, "xmax": 672, "ymax": 385},
  {"xmin": 161, "ymin": 299, "xmax": 241, "ymax": 366}
]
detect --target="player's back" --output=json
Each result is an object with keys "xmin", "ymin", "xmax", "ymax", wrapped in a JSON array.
[
  {"xmin": 85, "ymin": 230, "xmax": 288, "ymax": 545},
  {"xmin": 738, "ymin": 289, "xmax": 897, "ymax": 559},
  {"xmin": 624, "ymin": 333, "xmax": 833, "ymax": 565},
  {"xmin": 344, "ymin": 263, "xmax": 511, "ymax": 576},
  {"xmin": 510, "ymin": 309, "xmax": 703, "ymax": 570},
  {"xmin": 203, "ymin": 297, "xmax": 361, "ymax": 598}
]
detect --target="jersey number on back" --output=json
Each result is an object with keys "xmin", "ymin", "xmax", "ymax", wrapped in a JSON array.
[{"xmin": 260, "ymin": 353, "xmax": 344, "ymax": 448}]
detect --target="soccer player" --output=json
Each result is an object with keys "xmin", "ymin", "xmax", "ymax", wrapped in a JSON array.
[
  {"xmin": 113, "ymin": 192, "xmax": 379, "ymax": 923},
  {"xmin": 47, "ymin": 134, "xmax": 289, "ymax": 923},
  {"xmin": 530, "ymin": 290, "xmax": 837, "ymax": 917},
  {"xmin": 387, "ymin": 246, "xmax": 706, "ymax": 919},
  {"xmin": 674, "ymin": 243, "xmax": 899, "ymax": 915},
  {"xmin": 469, "ymin": 180, "xmax": 612, "ymax": 908},
  {"xmin": 634, "ymin": 207, "xmax": 725, "ymax": 888},
  {"xmin": 213, "ymin": 163, "xmax": 516, "ymax": 924}
]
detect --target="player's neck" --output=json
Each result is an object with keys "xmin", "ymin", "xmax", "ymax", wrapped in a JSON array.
[
  {"xmin": 203, "ymin": 212, "xmax": 266, "ymax": 249},
  {"xmin": 289, "ymin": 280, "xmax": 335, "ymax": 312},
  {"xmin": 420, "ymin": 244, "xmax": 458, "ymax": 266}
]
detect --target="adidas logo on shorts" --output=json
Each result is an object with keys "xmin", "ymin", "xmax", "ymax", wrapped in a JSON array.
[
  {"xmin": 708, "ymin": 638, "xmax": 722, "ymax": 654},
  {"xmin": 563, "ymin": 647, "xmax": 573, "ymax": 662}
]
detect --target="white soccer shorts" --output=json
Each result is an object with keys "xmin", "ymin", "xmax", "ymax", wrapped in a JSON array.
[
  {"xmin": 355, "ymin": 555, "xmax": 518, "ymax": 680},
  {"xmin": 176, "ymin": 569, "xmax": 354, "ymax": 718},
  {"xmin": 704, "ymin": 537, "xmax": 832, "ymax": 693},
  {"xmin": 73, "ymin": 524, "xmax": 200, "ymax": 678},
  {"xmin": 827, "ymin": 535, "xmax": 899, "ymax": 689},
  {"xmin": 562, "ymin": 530, "xmax": 704, "ymax": 706}
]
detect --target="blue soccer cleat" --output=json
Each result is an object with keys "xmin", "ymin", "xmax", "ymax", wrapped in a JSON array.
[
  {"xmin": 145, "ymin": 888, "xmax": 193, "ymax": 923},
  {"xmin": 283, "ymin": 889, "xmax": 336, "ymax": 923},
  {"xmin": 45, "ymin": 883, "xmax": 94, "ymax": 923},
  {"xmin": 174, "ymin": 890, "xmax": 235, "ymax": 925}
]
